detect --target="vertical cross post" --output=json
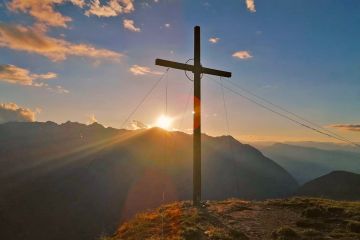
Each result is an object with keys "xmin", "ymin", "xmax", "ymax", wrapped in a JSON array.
[
  {"xmin": 155, "ymin": 26, "xmax": 231, "ymax": 207},
  {"xmin": 193, "ymin": 26, "xmax": 201, "ymax": 206}
]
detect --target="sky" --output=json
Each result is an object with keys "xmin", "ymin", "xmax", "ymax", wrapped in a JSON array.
[{"xmin": 0, "ymin": 0, "xmax": 360, "ymax": 143}]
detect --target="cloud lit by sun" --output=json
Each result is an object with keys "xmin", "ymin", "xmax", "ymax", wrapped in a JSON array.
[{"xmin": 155, "ymin": 115, "xmax": 173, "ymax": 130}]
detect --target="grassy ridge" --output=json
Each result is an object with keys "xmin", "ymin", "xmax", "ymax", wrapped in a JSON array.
[{"xmin": 103, "ymin": 198, "xmax": 360, "ymax": 240}]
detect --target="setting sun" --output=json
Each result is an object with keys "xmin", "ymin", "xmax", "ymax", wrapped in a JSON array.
[{"xmin": 155, "ymin": 115, "xmax": 173, "ymax": 130}]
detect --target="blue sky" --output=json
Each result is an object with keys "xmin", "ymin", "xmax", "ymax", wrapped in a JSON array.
[{"xmin": 0, "ymin": 0, "xmax": 359, "ymax": 142}]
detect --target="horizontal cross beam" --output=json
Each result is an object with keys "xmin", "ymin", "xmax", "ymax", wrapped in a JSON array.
[
  {"xmin": 156, "ymin": 59, "xmax": 193, "ymax": 72},
  {"xmin": 155, "ymin": 59, "xmax": 232, "ymax": 78}
]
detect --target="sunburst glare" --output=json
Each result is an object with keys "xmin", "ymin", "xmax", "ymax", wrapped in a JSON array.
[{"xmin": 155, "ymin": 115, "xmax": 173, "ymax": 130}]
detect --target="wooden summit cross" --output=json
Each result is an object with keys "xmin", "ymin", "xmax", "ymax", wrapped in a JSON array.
[{"xmin": 155, "ymin": 26, "xmax": 232, "ymax": 207}]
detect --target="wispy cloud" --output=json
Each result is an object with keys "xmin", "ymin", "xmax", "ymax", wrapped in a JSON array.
[
  {"xmin": 123, "ymin": 19, "xmax": 141, "ymax": 32},
  {"xmin": 129, "ymin": 65, "xmax": 162, "ymax": 76},
  {"xmin": 8, "ymin": 0, "xmax": 85, "ymax": 28},
  {"xmin": 246, "ymin": 0, "xmax": 256, "ymax": 13},
  {"xmin": 232, "ymin": 51, "xmax": 253, "ymax": 59},
  {"xmin": 51, "ymin": 85, "xmax": 70, "ymax": 94},
  {"xmin": 0, "ymin": 64, "xmax": 56, "ymax": 86},
  {"xmin": 0, "ymin": 64, "xmax": 70, "ymax": 93},
  {"xmin": 0, "ymin": 102, "xmax": 36, "ymax": 123},
  {"xmin": 0, "ymin": 23, "xmax": 123, "ymax": 61},
  {"xmin": 164, "ymin": 23, "xmax": 170, "ymax": 28},
  {"xmin": 85, "ymin": 0, "xmax": 134, "ymax": 17},
  {"xmin": 330, "ymin": 124, "xmax": 360, "ymax": 132},
  {"xmin": 209, "ymin": 37, "xmax": 220, "ymax": 44}
]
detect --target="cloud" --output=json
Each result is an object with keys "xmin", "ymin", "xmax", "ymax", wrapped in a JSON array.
[
  {"xmin": 87, "ymin": 114, "xmax": 97, "ymax": 124},
  {"xmin": 232, "ymin": 51, "xmax": 253, "ymax": 59},
  {"xmin": 0, "ymin": 23, "xmax": 123, "ymax": 61},
  {"xmin": 0, "ymin": 64, "xmax": 69, "ymax": 93},
  {"xmin": 131, "ymin": 120, "xmax": 148, "ymax": 130},
  {"xmin": 129, "ymin": 65, "xmax": 162, "ymax": 76},
  {"xmin": 164, "ymin": 23, "xmax": 170, "ymax": 28},
  {"xmin": 123, "ymin": 19, "xmax": 140, "ymax": 32},
  {"xmin": 330, "ymin": 124, "xmax": 360, "ymax": 132},
  {"xmin": 85, "ymin": 0, "xmax": 134, "ymax": 17},
  {"xmin": 0, "ymin": 64, "xmax": 57, "ymax": 86},
  {"xmin": 0, "ymin": 102, "xmax": 36, "ymax": 123},
  {"xmin": 71, "ymin": 0, "xmax": 85, "ymax": 8},
  {"xmin": 8, "ymin": 0, "xmax": 134, "ymax": 27},
  {"xmin": 32, "ymin": 72, "xmax": 58, "ymax": 79},
  {"xmin": 209, "ymin": 37, "xmax": 220, "ymax": 44},
  {"xmin": 246, "ymin": 0, "xmax": 256, "ymax": 13},
  {"xmin": 8, "ymin": 0, "xmax": 85, "ymax": 28},
  {"xmin": 52, "ymin": 85, "xmax": 70, "ymax": 94}
]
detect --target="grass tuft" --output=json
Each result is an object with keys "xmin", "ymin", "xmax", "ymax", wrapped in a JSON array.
[
  {"xmin": 347, "ymin": 220, "xmax": 360, "ymax": 233},
  {"xmin": 271, "ymin": 226, "xmax": 299, "ymax": 240}
]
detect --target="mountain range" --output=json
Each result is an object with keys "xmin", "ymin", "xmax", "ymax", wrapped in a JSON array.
[
  {"xmin": 0, "ymin": 121, "xmax": 298, "ymax": 240},
  {"xmin": 259, "ymin": 143, "xmax": 360, "ymax": 184}
]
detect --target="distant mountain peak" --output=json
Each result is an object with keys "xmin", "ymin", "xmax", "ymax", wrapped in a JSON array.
[
  {"xmin": 61, "ymin": 121, "xmax": 84, "ymax": 127},
  {"xmin": 44, "ymin": 120, "xmax": 58, "ymax": 126},
  {"xmin": 88, "ymin": 122, "xmax": 105, "ymax": 129},
  {"xmin": 297, "ymin": 170, "xmax": 360, "ymax": 200}
]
